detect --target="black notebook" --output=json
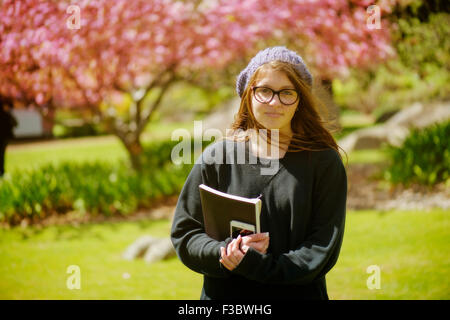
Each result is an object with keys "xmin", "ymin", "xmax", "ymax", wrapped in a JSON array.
[{"xmin": 198, "ymin": 184, "xmax": 262, "ymax": 241}]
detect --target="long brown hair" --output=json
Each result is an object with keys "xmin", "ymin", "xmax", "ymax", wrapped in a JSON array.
[{"xmin": 225, "ymin": 60, "xmax": 346, "ymax": 162}]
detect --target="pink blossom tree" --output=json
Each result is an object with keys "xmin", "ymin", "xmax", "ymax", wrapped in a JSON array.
[{"xmin": 0, "ymin": 0, "xmax": 395, "ymax": 170}]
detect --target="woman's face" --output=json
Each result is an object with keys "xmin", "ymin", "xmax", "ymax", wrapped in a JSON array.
[{"xmin": 251, "ymin": 67, "xmax": 298, "ymax": 137}]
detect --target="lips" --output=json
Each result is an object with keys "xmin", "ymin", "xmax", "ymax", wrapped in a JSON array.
[{"xmin": 265, "ymin": 112, "xmax": 283, "ymax": 118}]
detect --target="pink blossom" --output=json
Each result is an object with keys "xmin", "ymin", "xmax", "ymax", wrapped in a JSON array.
[{"xmin": 0, "ymin": 0, "xmax": 395, "ymax": 110}]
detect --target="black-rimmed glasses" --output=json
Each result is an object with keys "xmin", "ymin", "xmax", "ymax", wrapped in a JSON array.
[{"xmin": 252, "ymin": 86, "xmax": 299, "ymax": 105}]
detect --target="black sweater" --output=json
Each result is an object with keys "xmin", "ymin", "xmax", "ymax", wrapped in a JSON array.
[{"xmin": 170, "ymin": 139, "xmax": 347, "ymax": 300}]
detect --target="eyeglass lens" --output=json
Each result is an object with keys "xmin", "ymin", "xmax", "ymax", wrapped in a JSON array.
[{"xmin": 254, "ymin": 87, "xmax": 298, "ymax": 105}]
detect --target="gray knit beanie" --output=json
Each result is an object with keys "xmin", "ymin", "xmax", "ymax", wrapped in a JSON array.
[{"xmin": 236, "ymin": 46, "xmax": 313, "ymax": 97}]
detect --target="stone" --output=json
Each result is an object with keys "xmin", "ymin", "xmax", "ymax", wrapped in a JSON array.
[
  {"xmin": 339, "ymin": 101, "xmax": 450, "ymax": 153},
  {"xmin": 122, "ymin": 235, "xmax": 175, "ymax": 264},
  {"xmin": 143, "ymin": 237, "xmax": 176, "ymax": 263}
]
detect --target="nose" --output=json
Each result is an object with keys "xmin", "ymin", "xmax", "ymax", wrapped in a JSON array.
[{"xmin": 269, "ymin": 93, "xmax": 282, "ymax": 107}]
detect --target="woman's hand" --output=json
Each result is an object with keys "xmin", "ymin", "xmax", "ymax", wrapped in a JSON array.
[
  {"xmin": 220, "ymin": 235, "xmax": 245, "ymax": 271},
  {"xmin": 219, "ymin": 233, "xmax": 270, "ymax": 271},
  {"xmin": 241, "ymin": 232, "xmax": 270, "ymax": 254}
]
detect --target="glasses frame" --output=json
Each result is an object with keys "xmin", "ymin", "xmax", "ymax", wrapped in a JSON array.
[{"xmin": 251, "ymin": 86, "xmax": 299, "ymax": 106}]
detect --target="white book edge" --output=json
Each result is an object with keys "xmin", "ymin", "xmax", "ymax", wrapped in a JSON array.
[
  {"xmin": 255, "ymin": 201, "xmax": 261, "ymax": 233},
  {"xmin": 199, "ymin": 184, "xmax": 261, "ymax": 204}
]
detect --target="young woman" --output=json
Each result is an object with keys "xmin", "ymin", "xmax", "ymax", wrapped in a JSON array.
[{"xmin": 171, "ymin": 46, "xmax": 347, "ymax": 300}]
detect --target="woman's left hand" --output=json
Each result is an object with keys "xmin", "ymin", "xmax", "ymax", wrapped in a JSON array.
[{"xmin": 220, "ymin": 235, "xmax": 245, "ymax": 271}]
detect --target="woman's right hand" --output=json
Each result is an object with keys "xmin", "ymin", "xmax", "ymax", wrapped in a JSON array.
[{"xmin": 240, "ymin": 232, "xmax": 270, "ymax": 254}]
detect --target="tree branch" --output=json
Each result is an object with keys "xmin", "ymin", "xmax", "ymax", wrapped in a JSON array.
[{"xmin": 137, "ymin": 75, "xmax": 176, "ymax": 135}]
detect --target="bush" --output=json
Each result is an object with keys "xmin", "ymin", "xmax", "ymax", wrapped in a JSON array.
[
  {"xmin": 384, "ymin": 120, "xmax": 450, "ymax": 186},
  {"xmin": 0, "ymin": 138, "xmax": 218, "ymax": 225},
  {"xmin": 53, "ymin": 122, "xmax": 106, "ymax": 138},
  {"xmin": 333, "ymin": 12, "xmax": 450, "ymax": 114},
  {"xmin": 0, "ymin": 161, "xmax": 194, "ymax": 225}
]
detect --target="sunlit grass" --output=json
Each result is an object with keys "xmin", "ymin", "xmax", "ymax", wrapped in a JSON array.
[
  {"xmin": 327, "ymin": 208, "xmax": 450, "ymax": 300},
  {"xmin": 340, "ymin": 111, "xmax": 375, "ymax": 128},
  {"xmin": 0, "ymin": 209, "xmax": 448, "ymax": 300},
  {"xmin": 346, "ymin": 149, "xmax": 388, "ymax": 164},
  {"xmin": 0, "ymin": 219, "xmax": 202, "ymax": 300},
  {"xmin": 5, "ymin": 120, "xmax": 194, "ymax": 172}
]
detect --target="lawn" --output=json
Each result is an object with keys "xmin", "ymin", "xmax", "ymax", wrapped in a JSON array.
[
  {"xmin": 5, "ymin": 120, "xmax": 195, "ymax": 172},
  {"xmin": 0, "ymin": 219, "xmax": 202, "ymax": 300},
  {"xmin": 0, "ymin": 208, "xmax": 448, "ymax": 300},
  {"xmin": 327, "ymin": 208, "xmax": 450, "ymax": 300}
]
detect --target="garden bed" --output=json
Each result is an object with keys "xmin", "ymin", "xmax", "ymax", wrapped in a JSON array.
[
  {"xmin": 347, "ymin": 162, "xmax": 450, "ymax": 211},
  {"xmin": 4, "ymin": 161, "xmax": 448, "ymax": 230}
]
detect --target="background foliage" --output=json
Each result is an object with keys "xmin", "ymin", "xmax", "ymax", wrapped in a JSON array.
[
  {"xmin": 384, "ymin": 120, "xmax": 450, "ymax": 186},
  {"xmin": 333, "ymin": 2, "xmax": 449, "ymax": 116}
]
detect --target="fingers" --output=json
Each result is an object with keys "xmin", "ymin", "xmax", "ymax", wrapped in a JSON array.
[
  {"xmin": 241, "ymin": 233, "xmax": 269, "ymax": 247},
  {"xmin": 233, "ymin": 234, "xmax": 243, "ymax": 252},
  {"xmin": 220, "ymin": 247, "xmax": 234, "ymax": 271},
  {"xmin": 242, "ymin": 232, "xmax": 270, "ymax": 254},
  {"xmin": 246, "ymin": 232, "xmax": 269, "ymax": 242},
  {"xmin": 220, "ymin": 236, "xmax": 245, "ymax": 271},
  {"xmin": 251, "ymin": 240, "xmax": 269, "ymax": 254},
  {"xmin": 226, "ymin": 235, "xmax": 240, "ymax": 256},
  {"xmin": 220, "ymin": 247, "xmax": 240, "ymax": 271},
  {"xmin": 220, "ymin": 233, "xmax": 270, "ymax": 271},
  {"xmin": 229, "ymin": 236, "xmax": 244, "ymax": 264}
]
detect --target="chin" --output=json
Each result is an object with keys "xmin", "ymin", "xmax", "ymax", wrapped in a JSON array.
[{"xmin": 261, "ymin": 120, "xmax": 285, "ymax": 131}]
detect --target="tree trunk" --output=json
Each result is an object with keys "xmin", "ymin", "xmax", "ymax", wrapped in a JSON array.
[
  {"xmin": 40, "ymin": 105, "xmax": 56, "ymax": 138},
  {"xmin": 107, "ymin": 73, "xmax": 175, "ymax": 172},
  {"xmin": 124, "ymin": 135, "xmax": 144, "ymax": 172}
]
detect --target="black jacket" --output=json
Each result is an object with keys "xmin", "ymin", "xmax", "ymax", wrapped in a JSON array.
[{"xmin": 171, "ymin": 139, "xmax": 347, "ymax": 300}]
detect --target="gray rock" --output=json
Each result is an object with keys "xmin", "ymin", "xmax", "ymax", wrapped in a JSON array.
[
  {"xmin": 123, "ymin": 236, "xmax": 175, "ymax": 264},
  {"xmin": 375, "ymin": 187, "xmax": 450, "ymax": 211},
  {"xmin": 339, "ymin": 125, "xmax": 409, "ymax": 152},
  {"xmin": 339, "ymin": 102, "xmax": 450, "ymax": 153},
  {"xmin": 142, "ymin": 237, "xmax": 176, "ymax": 263}
]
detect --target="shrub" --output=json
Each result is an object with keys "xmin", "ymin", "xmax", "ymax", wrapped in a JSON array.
[
  {"xmin": 333, "ymin": 12, "xmax": 450, "ymax": 114},
  {"xmin": 0, "ymin": 160, "xmax": 194, "ymax": 225},
  {"xmin": 384, "ymin": 120, "xmax": 450, "ymax": 186},
  {"xmin": 0, "ymin": 138, "xmax": 217, "ymax": 225}
]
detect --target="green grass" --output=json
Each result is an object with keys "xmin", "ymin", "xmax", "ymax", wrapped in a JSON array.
[
  {"xmin": 0, "ymin": 219, "xmax": 202, "ymax": 299},
  {"xmin": 346, "ymin": 149, "xmax": 388, "ymax": 164},
  {"xmin": 6, "ymin": 139, "xmax": 128, "ymax": 172},
  {"xmin": 5, "ymin": 120, "xmax": 195, "ymax": 172},
  {"xmin": 339, "ymin": 111, "xmax": 375, "ymax": 128},
  {"xmin": 0, "ymin": 209, "xmax": 448, "ymax": 299},
  {"xmin": 327, "ymin": 208, "xmax": 450, "ymax": 300}
]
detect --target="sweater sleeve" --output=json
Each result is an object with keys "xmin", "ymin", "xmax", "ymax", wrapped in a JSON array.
[
  {"xmin": 232, "ymin": 149, "xmax": 347, "ymax": 285},
  {"xmin": 170, "ymin": 145, "xmax": 232, "ymax": 278}
]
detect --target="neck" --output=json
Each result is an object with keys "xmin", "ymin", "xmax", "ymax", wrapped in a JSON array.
[{"xmin": 249, "ymin": 128, "xmax": 292, "ymax": 158}]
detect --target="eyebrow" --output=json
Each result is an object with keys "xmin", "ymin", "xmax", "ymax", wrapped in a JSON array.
[{"xmin": 256, "ymin": 84, "xmax": 296, "ymax": 90}]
